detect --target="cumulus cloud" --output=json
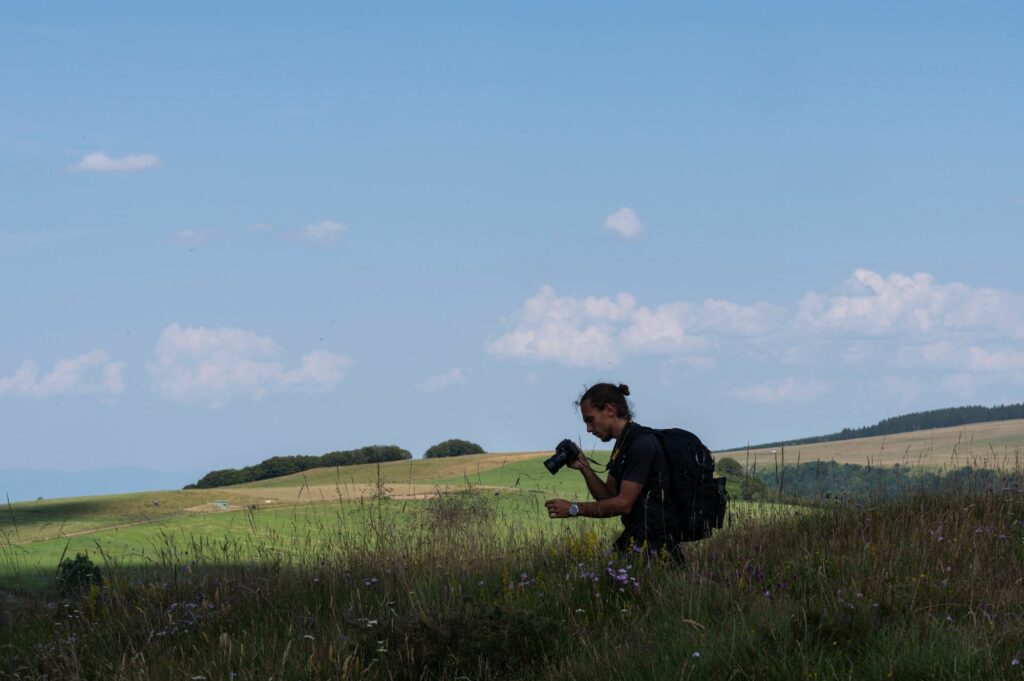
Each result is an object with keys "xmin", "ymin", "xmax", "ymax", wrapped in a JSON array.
[
  {"xmin": 487, "ymin": 286, "xmax": 772, "ymax": 368},
  {"xmin": 149, "ymin": 324, "xmax": 352, "ymax": 404},
  {"xmin": 416, "ymin": 367, "xmax": 468, "ymax": 393},
  {"xmin": 490, "ymin": 269, "xmax": 1024, "ymax": 404},
  {"xmin": 604, "ymin": 207, "xmax": 643, "ymax": 239},
  {"xmin": 0, "ymin": 350, "xmax": 125, "ymax": 398},
  {"xmin": 301, "ymin": 220, "xmax": 347, "ymax": 242},
  {"xmin": 798, "ymin": 268, "xmax": 1024, "ymax": 338},
  {"xmin": 732, "ymin": 377, "xmax": 828, "ymax": 404},
  {"xmin": 72, "ymin": 152, "xmax": 161, "ymax": 172}
]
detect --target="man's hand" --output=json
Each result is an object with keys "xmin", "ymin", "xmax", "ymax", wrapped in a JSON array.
[
  {"xmin": 559, "ymin": 440, "xmax": 588, "ymax": 471},
  {"xmin": 545, "ymin": 499, "xmax": 572, "ymax": 519}
]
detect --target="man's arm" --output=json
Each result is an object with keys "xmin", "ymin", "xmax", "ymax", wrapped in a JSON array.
[
  {"xmin": 578, "ymin": 463, "xmax": 615, "ymax": 500},
  {"xmin": 545, "ymin": 480, "xmax": 642, "ymax": 519}
]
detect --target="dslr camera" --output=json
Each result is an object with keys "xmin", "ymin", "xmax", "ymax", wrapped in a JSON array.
[{"xmin": 544, "ymin": 439, "xmax": 582, "ymax": 475}]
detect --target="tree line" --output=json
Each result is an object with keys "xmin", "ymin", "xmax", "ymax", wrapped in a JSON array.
[
  {"xmin": 724, "ymin": 402, "xmax": 1024, "ymax": 451},
  {"xmin": 754, "ymin": 460, "xmax": 1023, "ymax": 502},
  {"xmin": 185, "ymin": 445, "xmax": 412, "ymax": 489}
]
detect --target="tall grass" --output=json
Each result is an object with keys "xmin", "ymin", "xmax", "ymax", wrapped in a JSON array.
[{"xmin": 1, "ymin": 481, "xmax": 1021, "ymax": 680}]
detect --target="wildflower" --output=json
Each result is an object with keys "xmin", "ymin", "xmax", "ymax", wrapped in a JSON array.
[
  {"xmin": 575, "ymin": 608, "xmax": 585, "ymax": 614},
  {"xmin": 692, "ymin": 651, "xmax": 701, "ymax": 658},
  {"xmin": 1009, "ymin": 658, "xmax": 1019, "ymax": 666}
]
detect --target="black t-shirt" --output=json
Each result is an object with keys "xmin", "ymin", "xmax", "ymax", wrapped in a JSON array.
[{"xmin": 607, "ymin": 423, "xmax": 680, "ymax": 544}]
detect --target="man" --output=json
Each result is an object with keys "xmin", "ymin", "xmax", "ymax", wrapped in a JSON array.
[{"xmin": 545, "ymin": 383, "xmax": 682, "ymax": 559}]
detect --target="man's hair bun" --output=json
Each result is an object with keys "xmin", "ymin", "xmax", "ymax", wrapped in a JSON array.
[{"xmin": 617, "ymin": 384, "xmax": 630, "ymax": 396}]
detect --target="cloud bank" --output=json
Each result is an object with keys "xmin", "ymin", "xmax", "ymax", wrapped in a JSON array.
[
  {"xmin": 489, "ymin": 269, "xmax": 1024, "ymax": 396},
  {"xmin": 487, "ymin": 286, "xmax": 777, "ymax": 368},
  {"xmin": 150, "ymin": 324, "xmax": 352, "ymax": 405},
  {"xmin": 0, "ymin": 350, "xmax": 124, "ymax": 398}
]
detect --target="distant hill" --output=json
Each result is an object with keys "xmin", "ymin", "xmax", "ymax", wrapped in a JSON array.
[
  {"xmin": 725, "ymin": 402, "xmax": 1024, "ymax": 451},
  {"xmin": 186, "ymin": 445, "xmax": 412, "ymax": 489}
]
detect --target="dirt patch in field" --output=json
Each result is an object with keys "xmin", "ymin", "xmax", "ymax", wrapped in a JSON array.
[
  {"xmin": 226, "ymin": 483, "xmax": 511, "ymax": 504},
  {"xmin": 185, "ymin": 503, "xmax": 244, "ymax": 513}
]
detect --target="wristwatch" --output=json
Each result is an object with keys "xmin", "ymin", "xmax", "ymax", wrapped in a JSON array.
[{"xmin": 568, "ymin": 503, "xmax": 579, "ymax": 517}]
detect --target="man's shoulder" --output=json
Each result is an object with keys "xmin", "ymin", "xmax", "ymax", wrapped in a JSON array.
[{"xmin": 624, "ymin": 424, "xmax": 663, "ymax": 454}]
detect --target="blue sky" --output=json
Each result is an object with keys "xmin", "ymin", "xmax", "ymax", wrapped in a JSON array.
[{"xmin": 2, "ymin": 2, "xmax": 1023, "ymax": 494}]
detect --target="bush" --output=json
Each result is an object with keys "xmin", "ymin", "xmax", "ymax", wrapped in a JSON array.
[
  {"xmin": 56, "ymin": 552, "xmax": 102, "ymax": 595},
  {"xmin": 717, "ymin": 457, "xmax": 770, "ymax": 501},
  {"xmin": 189, "ymin": 444, "xmax": 413, "ymax": 488},
  {"xmin": 423, "ymin": 439, "xmax": 485, "ymax": 459}
]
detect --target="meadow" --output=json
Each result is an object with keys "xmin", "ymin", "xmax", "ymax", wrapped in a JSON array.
[
  {"xmin": 729, "ymin": 418, "xmax": 1024, "ymax": 470},
  {"xmin": 1, "ymin": 433, "xmax": 1023, "ymax": 679}
]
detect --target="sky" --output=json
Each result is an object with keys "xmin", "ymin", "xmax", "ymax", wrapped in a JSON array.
[{"xmin": 2, "ymin": 2, "xmax": 1023, "ymax": 497}]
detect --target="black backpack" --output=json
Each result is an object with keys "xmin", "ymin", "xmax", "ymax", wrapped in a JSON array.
[{"xmin": 648, "ymin": 427, "xmax": 728, "ymax": 542}]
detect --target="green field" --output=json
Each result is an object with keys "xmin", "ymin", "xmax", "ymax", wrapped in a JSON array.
[
  {"xmin": 5, "ymin": 421, "xmax": 1023, "ymax": 591},
  {"xmin": 3, "ymin": 439, "xmax": 1022, "ymax": 680},
  {"xmin": 0, "ymin": 450, "xmax": 779, "ymax": 592}
]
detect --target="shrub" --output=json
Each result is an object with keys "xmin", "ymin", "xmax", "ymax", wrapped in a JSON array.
[
  {"xmin": 189, "ymin": 444, "xmax": 413, "ymax": 488},
  {"xmin": 717, "ymin": 456, "xmax": 770, "ymax": 501},
  {"xmin": 56, "ymin": 552, "xmax": 102, "ymax": 596},
  {"xmin": 423, "ymin": 439, "xmax": 486, "ymax": 458}
]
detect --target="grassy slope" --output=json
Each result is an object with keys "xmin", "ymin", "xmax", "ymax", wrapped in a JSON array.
[
  {"xmin": 4, "ymin": 417, "xmax": 1022, "ymax": 591},
  {"xmin": 722, "ymin": 417, "xmax": 1024, "ymax": 469},
  {"xmin": 2, "ymin": 486, "xmax": 1020, "ymax": 680}
]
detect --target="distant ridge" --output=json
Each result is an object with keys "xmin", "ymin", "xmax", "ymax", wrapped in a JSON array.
[
  {"xmin": 724, "ymin": 402, "xmax": 1024, "ymax": 452},
  {"xmin": 186, "ymin": 445, "xmax": 412, "ymax": 489}
]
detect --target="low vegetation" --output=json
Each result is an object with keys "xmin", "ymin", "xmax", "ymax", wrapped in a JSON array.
[
  {"xmin": 423, "ymin": 438, "xmax": 486, "ymax": 458},
  {"xmin": 1, "ymin": 468, "xmax": 1021, "ymax": 679},
  {"xmin": 186, "ymin": 445, "xmax": 412, "ymax": 488}
]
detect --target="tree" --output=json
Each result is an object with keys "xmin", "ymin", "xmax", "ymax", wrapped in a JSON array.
[{"xmin": 424, "ymin": 439, "xmax": 485, "ymax": 459}]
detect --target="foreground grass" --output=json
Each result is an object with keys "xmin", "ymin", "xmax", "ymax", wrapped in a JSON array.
[{"xmin": 1, "ymin": 482, "xmax": 1021, "ymax": 680}]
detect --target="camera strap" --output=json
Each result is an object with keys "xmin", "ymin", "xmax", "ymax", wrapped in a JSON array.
[{"xmin": 588, "ymin": 421, "xmax": 633, "ymax": 473}]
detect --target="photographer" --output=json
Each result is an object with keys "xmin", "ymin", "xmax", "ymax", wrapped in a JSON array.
[{"xmin": 545, "ymin": 383, "xmax": 682, "ymax": 560}]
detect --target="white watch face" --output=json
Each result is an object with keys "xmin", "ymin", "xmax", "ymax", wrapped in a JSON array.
[{"xmin": 569, "ymin": 503, "xmax": 579, "ymax": 516}]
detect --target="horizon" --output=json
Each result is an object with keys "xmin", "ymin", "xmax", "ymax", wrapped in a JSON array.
[
  {"xmin": 3, "ymin": 3, "xmax": 1023, "ymax": 497},
  {"xmin": 6, "ymin": 403, "xmax": 1022, "ymax": 503}
]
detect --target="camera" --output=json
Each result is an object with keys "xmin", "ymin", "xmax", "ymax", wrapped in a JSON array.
[{"xmin": 544, "ymin": 439, "xmax": 582, "ymax": 475}]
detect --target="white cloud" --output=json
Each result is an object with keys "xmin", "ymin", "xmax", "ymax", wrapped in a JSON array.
[
  {"xmin": 487, "ymin": 286, "xmax": 769, "ymax": 368},
  {"xmin": 72, "ymin": 152, "xmax": 161, "ymax": 172},
  {"xmin": 916, "ymin": 342, "xmax": 1024, "ymax": 372},
  {"xmin": 604, "ymin": 207, "xmax": 643, "ymax": 239},
  {"xmin": 490, "ymin": 270, "xmax": 1024, "ymax": 405},
  {"xmin": 798, "ymin": 268, "xmax": 1024, "ymax": 338},
  {"xmin": 301, "ymin": 220, "xmax": 347, "ymax": 242},
  {"xmin": 733, "ymin": 377, "xmax": 828, "ymax": 404},
  {"xmin": 149, "ymin": 324, "xmax": 352, "ymax": 404},
  {"xmin": 0, "ymin": 350, "xmax": 125, "ymax": 398},
  {"xmin": 416, "ymin": 367, "xmax": 468, "ymax": 393}
]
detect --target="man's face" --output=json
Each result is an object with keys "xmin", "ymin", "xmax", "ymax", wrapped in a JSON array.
[{"xmin": 580, "ymin": 401, "xmax": 618, "ymax": 443}]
